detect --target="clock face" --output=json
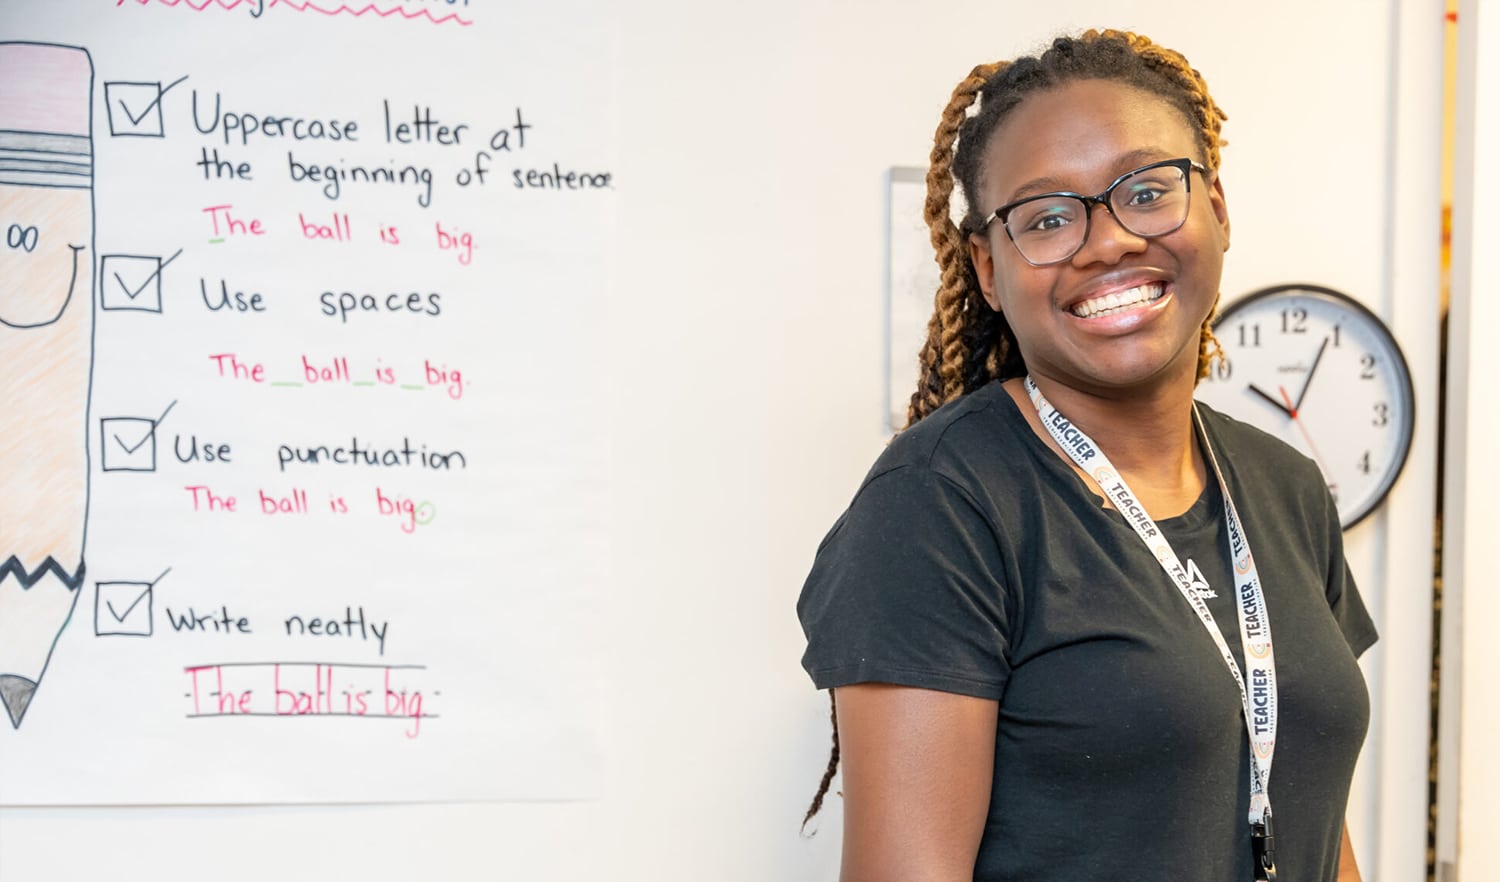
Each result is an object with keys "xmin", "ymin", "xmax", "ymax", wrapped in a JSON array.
[{"xmin": 1196, "ymin": 284, "xmax": 1415, "ymax": 529}]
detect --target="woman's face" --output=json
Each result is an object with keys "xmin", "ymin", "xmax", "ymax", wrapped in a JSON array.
[{"xmin": 967, "ymin": 78, "xmax": 1231, "ymax": 396}]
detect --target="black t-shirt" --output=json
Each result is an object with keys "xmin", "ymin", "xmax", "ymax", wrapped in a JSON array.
[{"xmin": 798, "ymin": 381, "xmax": 1377, "ymax": 882}]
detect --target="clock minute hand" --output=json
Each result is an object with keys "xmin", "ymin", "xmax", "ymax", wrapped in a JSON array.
[
  {"xmin": 1293, "ymin": 336, "xmax": 1330, "ymax": 412},
  {"xmin": 1248, "ymin": 383, "xmax": 1295, "ymax": 418}
]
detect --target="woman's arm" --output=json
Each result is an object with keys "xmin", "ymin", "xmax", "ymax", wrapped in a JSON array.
[
  {"xmin": 834, "ymin": 683, "xmax": 999, "ymax": 882},
  {"xmin": 1339, "ymin": 822, "xmax": 1362, "ymax": 881}
]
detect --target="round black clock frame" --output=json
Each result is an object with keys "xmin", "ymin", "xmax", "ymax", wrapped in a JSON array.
[{"xmin": 1207, "ymin": 283, "xmax": 1416, "ymax": 530}]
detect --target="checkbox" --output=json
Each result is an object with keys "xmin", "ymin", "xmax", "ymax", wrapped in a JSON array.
[
  {"xmin": 104, "ymin": 75, "xmax": 187, "ymax": 138},
  {"xmin": 99, "ymin": 400, "xmax": 176, "ymax": 473},
  {"xmin": 95, "ymin": 581, "xmax": 154, "ymax": 637},
  {"xmin": 100, "ymin": 417, "xmax": 159, "ymax": 472},
  {"xmin": 100, "ymin": 250, "xmax": 181, "ymax": 313}
]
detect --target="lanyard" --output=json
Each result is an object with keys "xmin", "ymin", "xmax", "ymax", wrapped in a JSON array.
[{"xmin": 1024, "ymin": 378, "xmax": 1279, "ymax": 859}]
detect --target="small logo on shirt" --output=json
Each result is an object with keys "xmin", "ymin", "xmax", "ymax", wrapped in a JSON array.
[{"xmin": 1185, "ymin": 558, "xmax": 1216, "ymax": 600}]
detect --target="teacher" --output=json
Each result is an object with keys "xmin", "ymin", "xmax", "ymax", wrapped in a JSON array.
[{"xmin": 797, "ymin": 29, "xmax": 1376, "ymax": 882}]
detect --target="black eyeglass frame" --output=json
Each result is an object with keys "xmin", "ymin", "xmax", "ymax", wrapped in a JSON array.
[{"xmin": 976, "ymin": 157, "xmax": 1210, "ymax": 267}]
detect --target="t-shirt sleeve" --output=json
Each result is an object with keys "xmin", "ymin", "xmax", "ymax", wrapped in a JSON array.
[
  {"xmin": 796, "ymin": 464, "xmax": 1012, "ymax": 699},
  {"xmin": 1321, "ymin": 485, "xmax": 1379, "ymax": 659}
]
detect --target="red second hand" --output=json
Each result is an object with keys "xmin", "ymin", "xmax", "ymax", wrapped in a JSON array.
[{"xmin": 1279, "ymin": 385, "xmax": 1337, "ymax": 492}]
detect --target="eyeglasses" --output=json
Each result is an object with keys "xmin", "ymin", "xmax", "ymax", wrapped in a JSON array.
[{"xmin": 977, "ymin": 157, "xmax": 1208, "ymax": 266}]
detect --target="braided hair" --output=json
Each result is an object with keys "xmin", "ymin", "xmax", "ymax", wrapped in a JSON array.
[{"xmin": 803, "ymin": 29, "xmax": 1229, "ymax": 832}]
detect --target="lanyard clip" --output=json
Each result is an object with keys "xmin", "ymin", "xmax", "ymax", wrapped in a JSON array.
[{"xmin": 1252, "ymin": 812, "xmax": 1276, "ymax": 882}]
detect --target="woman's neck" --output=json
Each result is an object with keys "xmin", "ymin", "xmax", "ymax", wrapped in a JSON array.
[{"xmin": 1007, "ymin": 372, "xmax": 1207, "ymax": 519}]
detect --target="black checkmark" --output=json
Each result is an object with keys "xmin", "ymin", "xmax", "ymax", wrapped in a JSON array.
[
  {"xmin": 106, "ymin": 588, "xmax": 151, "ymax": 623},
  {"xmin": 119, "ymin": 75, "xmax": 189, "ymax": 127},
  {"xmin": 110, "ymin": 400, "xmax": 177, "ymax": 455},
  {"xmin": 112, "ymin": 428, "xmax": 154, "ymax": 456},
  {"xmin": 112, "ymin": 249, "xmax": 183, "ymax": 300}
]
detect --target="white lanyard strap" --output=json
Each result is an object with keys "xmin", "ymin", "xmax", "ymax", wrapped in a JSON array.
[{"xmin": 1024, "ymin": 377, "xmax": 1278, "ymax": 827}]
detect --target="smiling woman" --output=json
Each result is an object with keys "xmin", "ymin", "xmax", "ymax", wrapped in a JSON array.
[
  {"xmin": 796, "ymin": 30, "xmax": 1375, "ymax": 882},
  {"xmin": 966, "ymin": 77, "xmax": 1229, "ymax": 398}
]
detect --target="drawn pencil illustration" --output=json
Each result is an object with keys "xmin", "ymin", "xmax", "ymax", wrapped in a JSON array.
[{"xmin": 0, "ymin": 42, "xmax": 95, "ymax": 728}]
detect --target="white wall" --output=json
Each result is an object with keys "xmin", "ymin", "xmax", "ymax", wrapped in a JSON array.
[
  {"xmin": 0, "ymin": 1, "xmax": 1443, "ymax": 880},
  {"xmin": 1439, "ymin": 0, "xmax": 1500, "ymax": 879}
]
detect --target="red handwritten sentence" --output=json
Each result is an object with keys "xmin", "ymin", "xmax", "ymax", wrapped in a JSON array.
[
  {"xmin": 185, "ymin": 484, "xmax": 434, "ymax": 532},
  {"xmin": 184, "ymin": 662, "xmax": 435, "ymax": 738},
  {"xmin": 201, "ymin": 204, "xmax": 475, "ymax": 264},
  {"xmin": 117, "ymin": 0, "xmax": 474, "ymax": 29},
  {"xmin": 209, "ymin": 353, "xmax": 466, "ymax": 399}
]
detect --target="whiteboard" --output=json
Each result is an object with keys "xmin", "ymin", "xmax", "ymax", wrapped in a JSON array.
[
  {"xmin": 0, "ymin": 0, "xmax": 615, "ymax": 805},
  {"xmin": 0, "ymin": 4, "xmax": 1443, "ymax": 880}
]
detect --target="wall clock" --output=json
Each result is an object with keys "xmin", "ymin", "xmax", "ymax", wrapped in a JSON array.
[{"xmin": 1196, "ymin": 284, "xmax": 1415, "ymax": 529}]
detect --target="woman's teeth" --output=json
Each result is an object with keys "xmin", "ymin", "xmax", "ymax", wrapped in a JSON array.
[{"xmin": 1071, "ymin": 282, "xmax": 1166, "ymax": 318}]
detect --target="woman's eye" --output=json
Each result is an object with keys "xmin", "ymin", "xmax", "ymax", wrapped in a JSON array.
[
  {"xmin": 1017, "ymin": 203, "xmax": 1077, "ymax": 233},
  {"xmin": 1124, "ymin": 186, "xmax": 1167, "ymax": 207}
]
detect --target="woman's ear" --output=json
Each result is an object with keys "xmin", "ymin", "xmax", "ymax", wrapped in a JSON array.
[
  {"xmin": 968, "ymin": 233, "xmax": 1003, "ymax": 311},
  {"xmin": 1208, "ymin": 173, "xmax": 1231, "ymax": 252}
]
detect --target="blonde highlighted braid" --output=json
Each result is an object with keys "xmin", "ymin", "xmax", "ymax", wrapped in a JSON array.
[
  {"xmin": 804, "ymin": 30, "xmax": 1232, "ymax": 831},
  {"xmin": 906, "ymin": 28, "xmax": 1229, "ymax": 428},
  {"xmin": 908, "ymin": 60, "xmax": 1012, "ymax": 423}
]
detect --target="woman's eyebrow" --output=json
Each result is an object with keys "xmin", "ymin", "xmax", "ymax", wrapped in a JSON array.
[{"xmin": 1001, "ymin": 148, "xmax": 1177, "ymax": 203}]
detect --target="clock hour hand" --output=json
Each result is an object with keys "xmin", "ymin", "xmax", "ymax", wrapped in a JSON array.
[{"xmin": 1247, "ymin": 383, "xmax": 1295, "ymax": 418}]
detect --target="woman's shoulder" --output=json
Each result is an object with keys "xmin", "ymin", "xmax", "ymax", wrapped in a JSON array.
[
  {"xmin": 1194, "ymin": 400, "xmax": 1336, "ymax": 530},
  {"xmin": 878, "ymin": 382, "xmax": 1025, "ymax": 479},
  {"xmin": 1194, "ymin": 399, "xmax": 1322, "ymax": 477},
  {"xmin": 813, "ymin": 382, "xmax": 1058, "ymax": 564}
]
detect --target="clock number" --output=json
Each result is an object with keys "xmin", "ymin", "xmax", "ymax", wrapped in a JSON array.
[
  {"xmin": 1332, "ymin": 325, "xmax": 1342, "ymax": 347},
  {"xmin": 1280, "ymin": 307, "xmax": 1308, "ymax": 334},
  {"xmin": 1373, "ymin": 402, "xmax": 1390, "ymax": 427},
  {"xmin": 1356, "ymin": 451, "xmax": 1372, "ymax": 475},
  {"xmin": 1209, "ymin": 357, "xmax": 1232, "ymax": 382},
  {"xmin": 1360, "ymin": 353, "xmax": 1377, "ymax": 379},
  {"xmin": 1237, "ymin": 322, "xmax": 1261, "ymax": 348}
]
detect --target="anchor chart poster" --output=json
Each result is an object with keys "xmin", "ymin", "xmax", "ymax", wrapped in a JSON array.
[{"xmin": 0, "ymin": 0, "xmax": 613, "ymax": 804}]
